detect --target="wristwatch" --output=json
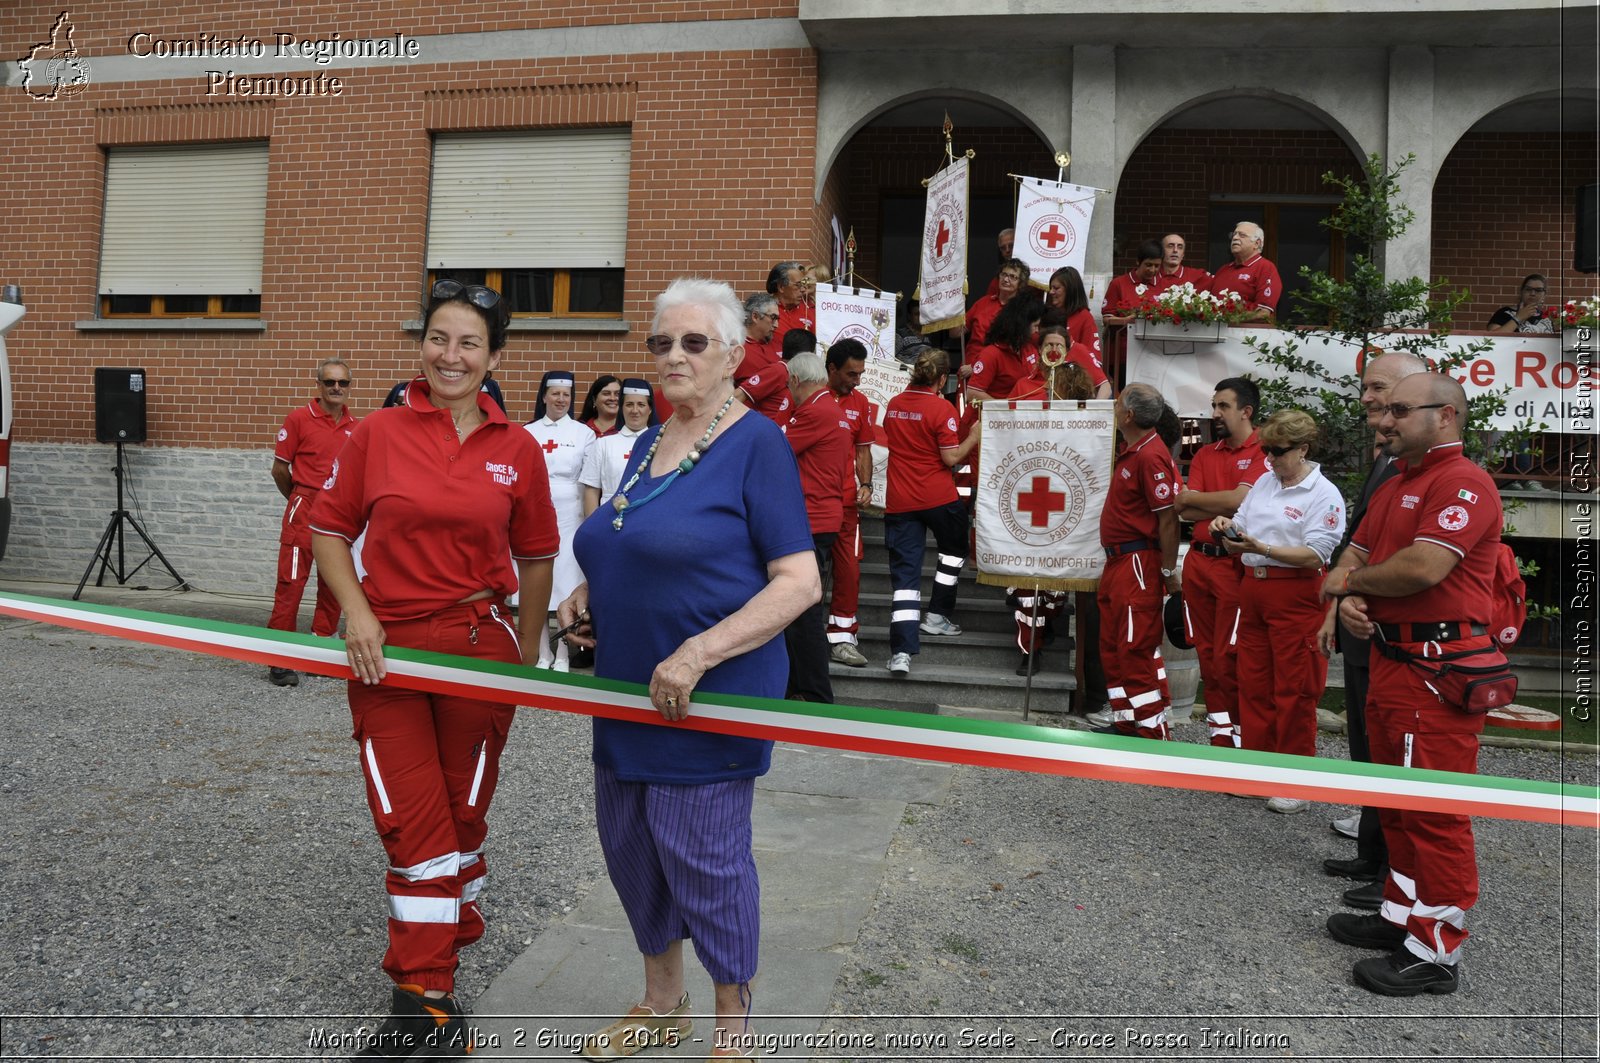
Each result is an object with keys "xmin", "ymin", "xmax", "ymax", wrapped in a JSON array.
[{"xmin": 1161, "ymin": 568, "xmax": 1176, "ymax": 578}]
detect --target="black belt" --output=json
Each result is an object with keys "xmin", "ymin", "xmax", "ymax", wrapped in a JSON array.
[
  {"xmin": 1376, "ymin": 622, "xmax": 1488, "ymax": 643},
  {"xmin": 1104, "ymin": 538, "xmax": 1157, "ymax": 558},
  {"xmin": 1191, "ymin": 542, "xmax": 1230, "ymax": 558}
]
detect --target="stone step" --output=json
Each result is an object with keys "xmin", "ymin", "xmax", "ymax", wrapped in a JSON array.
[
  {"xmin": 837, "ymin": 628, "xmax": 1076, "ymax": 672},
  {"xmin": 828, "ymin": 659, "xmax": 1078, "ymax": 715}
]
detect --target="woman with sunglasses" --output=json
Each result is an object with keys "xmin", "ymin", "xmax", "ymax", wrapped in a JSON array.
[
  {"xmin": 580, "ymin": 375, "xmax": 624, "ymax": 437},
  {"xmin": 1210, "ymin": 409, "xmax": 1346, "ymax": 813},
  {"xmin": 525, "ymin": 370, "xmax": 597, "ymax": 671},
  {"xmin": 310, "ymin": 280, "xmax": 557, "ymax": 1055},
  {"xmin": 557, "ymin": 277, "xmax": 817, "ymax": 1061}
]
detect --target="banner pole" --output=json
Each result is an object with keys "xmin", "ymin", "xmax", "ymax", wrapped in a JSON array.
[{"xmin": 1022, "ymin": 586, "xmax": 1040, "ymax": 721}]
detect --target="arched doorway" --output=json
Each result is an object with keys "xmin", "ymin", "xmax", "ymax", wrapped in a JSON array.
[
  {"xmin": 1432, "ymin": 93, "xmax": 1599, "ymax": 325},
  {"xmin": 819, "ymin": 96, "xmax": 1055, "ymax": 305},
  {"xmin": 1114, "ymin": 95, "xmax": 1367, "ymax": 324}
]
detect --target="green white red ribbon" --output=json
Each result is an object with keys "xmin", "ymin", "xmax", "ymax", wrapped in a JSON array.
[{"xmin": 2, "ymin": 590, "xmax": 1594, "ymax": 829}]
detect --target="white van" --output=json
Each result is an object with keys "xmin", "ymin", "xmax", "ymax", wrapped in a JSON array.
[{"xmin": 0, "ymin": 286, "xmax": 23, "ymax": 562}]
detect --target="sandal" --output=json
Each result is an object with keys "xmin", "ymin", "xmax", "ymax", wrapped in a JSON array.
[{"xmin": 580, "ymin": 993, "xmax": 692, "ymax": 1060}]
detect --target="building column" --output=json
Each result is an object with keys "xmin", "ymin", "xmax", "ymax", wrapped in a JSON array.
[
  {"xmin": 1385, "ymin": 45, "xmax": 1436, "ymax": 285},
  {"xmin": 1070, "ymin": 45, "xmax": 1118, "ymax": 282}
]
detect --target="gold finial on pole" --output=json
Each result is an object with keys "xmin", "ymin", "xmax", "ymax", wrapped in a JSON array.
[
  {"xmin": 845, "ymin": 227, "xmax": 858, "ymax": 286},
  {"xmin": 943, "ymin": 111, "xmax": 955, "ymax": 166},
  {"xmin": 1054, "ymin": 151, "xmax": 1071, "ymax": 182}
]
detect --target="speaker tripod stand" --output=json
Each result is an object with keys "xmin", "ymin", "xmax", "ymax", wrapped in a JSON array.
[{"xmin": 74, "ymin": 442, "xmax": 190, "ymax": 600}]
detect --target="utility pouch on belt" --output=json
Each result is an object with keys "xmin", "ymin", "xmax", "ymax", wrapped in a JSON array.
[{"xmin": 1375, "ymin": 633, "xmax": 1517, "ymax": 714}]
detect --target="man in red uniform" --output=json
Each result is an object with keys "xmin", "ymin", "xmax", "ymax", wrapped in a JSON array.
[
  {"xmin": 1155, "ymin": 232, "xmax": 1211, "ymax": 292},
  {"xmin": 1101, "ymin": 239, "xmax": 1166, "ymax": 377},
  {"xmin": 266, "ymin": 356, "xmax": 358, "ymax": 686},
  {"xmin": 742, "ymin": 292, "xmax": 782, "ymax": 363},
  {"xmin": 1174, "ymin": 377, "xmax": 1269, "ymax": 746},
  {"xmin": 1098, "ymin": 383, "xmax": 1183, "ymax": 739},
  {"xmin": 735, "ymin": 293, "xmax": 792, "ymax": 425},
  {"xmin": 823, "ymin": 340, "xmax": 877, "ymax": 668},
  {"xmin": 1210, "ymin": 221, "xmax": 1281, "ymax": 322},
  {"xmin": 768, "ymin": 261, "xmax": 815, "ymax": 342},
  {"xmin": 782, "ymin": 352, "xmax": 850, "ymax": 702},
  {"xmin": 1323, "ymin": 372, "xmax": 1502, "ymax": 996}
]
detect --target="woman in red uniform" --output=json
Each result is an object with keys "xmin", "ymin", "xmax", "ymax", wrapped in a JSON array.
[
  {"xmin": 311, "ymin": 280, "xmax": 558, "ymax": 1056},
  {"xmin": 1045, "ymin": 266, "xmax": 1108, "ymax": 385},
  {"xmin": 580, "ymin": 375, "xmax": 623, "ymax": 437}
]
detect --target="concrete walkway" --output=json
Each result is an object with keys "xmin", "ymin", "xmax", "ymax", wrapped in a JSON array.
[{"xmin": 469, "ymin": 745, "xmax": 955, "ymax": 1059}]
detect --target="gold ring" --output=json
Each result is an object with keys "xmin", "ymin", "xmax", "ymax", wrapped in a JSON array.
[{"xmin": 666, "ymin": 696, "xmax": 678, "ymax": 706}]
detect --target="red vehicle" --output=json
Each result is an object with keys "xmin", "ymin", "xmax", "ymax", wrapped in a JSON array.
[{"xmin": 0, "ymin": 285, "xmax": 22, "ymax": 562}]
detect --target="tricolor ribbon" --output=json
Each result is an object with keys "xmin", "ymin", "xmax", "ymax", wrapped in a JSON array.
[{"xmin": 2, "ymin": 591, "xmax": 1594, "ymax": 829}]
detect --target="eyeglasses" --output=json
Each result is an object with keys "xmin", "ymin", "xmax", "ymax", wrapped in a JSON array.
[
  {"xmin": 430, "ymin": 279, "xmax": 502, "ymax": 310},
  {"xmin": 1522, "ymin": 286, "xmax": 1547, "ymax": 294},
  {"xmin": 1380, "ymin": 402, "xmax": 1449, "ymax": 419},
  {"xmin": 1263, "ymin": 444, "xmax": 1302, "ymax": 456},
  {"xmin": 320, "ymin": 379, "xmax": 350, "ymax": 389},
  {"xmin": 645, "ymin": 333, "xmax": 727, "ymax": 356}
]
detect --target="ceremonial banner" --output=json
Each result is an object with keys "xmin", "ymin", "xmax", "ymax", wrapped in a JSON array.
[
  {"xmin": 3, "ymin": 590, "xmax": 1593, "ymax": 827},
  {"xmin": 814, "ymin": 282, "xmax": 897, "ymax": 362},
  {"xmin": 1126, "ymin": 329, "xmax": 1594, "ymax": 431},
  {"xmin": 1014, "ymin": 177, "xmax": 1097, "ymax": 287},
  {"xmin": 853, "ymin": 358, "xmax": 907, "ymax": 512},
  {"xmin": 975, "ymin": 400, "xmax": 1117, "ymax": 590},
  {"xmin": 917, "ymin": 157, "xmax": 969, "ymax": 333}
]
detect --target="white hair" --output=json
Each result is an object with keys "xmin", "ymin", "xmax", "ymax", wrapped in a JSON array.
[
  {"xmin": 653, "ymin": 277, "xmax": 744, "ymax": 347},
  {"xmin": 787, "ymin": 352, "xmax": 827, "ymax": 387}
]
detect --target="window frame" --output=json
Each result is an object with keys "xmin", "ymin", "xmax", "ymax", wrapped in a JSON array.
[{"xmin": 426, "ymin": 269, "xmax": 624, "ymax": 320}]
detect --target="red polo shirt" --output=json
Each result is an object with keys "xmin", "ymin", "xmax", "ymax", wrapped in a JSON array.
[
  {"xmin": 968, "ymin": 342, "xmax": 1035, "ymax": 398},
  {"xmin": 966, "ymin": 293, "xmax": 1007, "ymax": 355},
  {"xmin": 1155, "ymin": 266, "xmax": 1211, "ymax": 293},
  {"xmin": 275, "ymin": 401, "xmax": 359, "ymax": 491},
  {"xmin": 836, "ymin": 388, "xmax": 875, "ymax": 501},
  {"xmin": 1100, "ymin": 429, "xmax": 1182, "ymax": 546},
  {"xmin": 776, "ymin": 300, "xmax": 815, "ymax": 342},
  {"xmin": 1185, "ymin": 430, "xmax": 1269, "ymax": 546},
  {"xmin": 1351, "ymin": 442, "xmax": 1501, "ymax": 625},
  {"xmin": 1065, "ymin": 308, "xmax": 1104, "ymax": 368},
  {"xmin": 885, "ymin": 385, "xmax": 961, "ymax": 513},
  {"xmin": 308, "ymin": 382, "xmax": 559, "ymax": 622},
  {"xmin": 1211, "ymin": 254, "xmax": 1282, "ymax": 315},
  {"xmin": 1102, "ymin": 271, "xmax": 1158, "ymax": 318},
  {"xmin": 784, "ymin": 387, "xmax": 850, "ymax": 534},
  {"xmin": 736, "ymin": 348, "xmax": 793, "ymax": 426}
]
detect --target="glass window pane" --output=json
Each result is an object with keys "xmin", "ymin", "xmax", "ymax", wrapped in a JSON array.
[
  {"xmin": 106, "ymin": 295, "xmax": 152, "ymax": 315},
  {"xmin": 1274, "ymin": 205, "xmax": 1338, "ymax": 325},
  {"xmin": 162, "ymin": 295, "xmax": 208, "ymax": 314},
  {"xmin": 567, "ymin": 269, "xmax": 624, "ymax": 314},
  {"xmin": 502, "ymin": 269, "xmax": 553, "ymax": 314},
  {"xmin": 1207, "ymin": 207, "xmax": 1266, "ymax": 273},
  {"xmin": 220, "ymin": 294, "xmax": 261, "ymax": 313}
]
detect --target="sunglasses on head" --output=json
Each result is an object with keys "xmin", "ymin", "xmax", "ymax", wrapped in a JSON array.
[
  {"xmin": 320, "ymin": 378, "xmax": 350, "ymax": 388},
  {"xmin": 644, "ymin": 333, "xmax": 726, "ymax": 356},
  {"xmin": 430, "ymin": 279, "xmax": 502, "ymax": 310},
  {"xmin": 1263, "ymin": 444, "xmax": 1301, "ymax": 456}
]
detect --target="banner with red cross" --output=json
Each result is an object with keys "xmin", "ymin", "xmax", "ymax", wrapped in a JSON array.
[
  {"xmin": 814, "ymin": 282, "xmax": 897, "ymax": 363},
  {"xmin": 1014, "ymin": 177, "xmax": 1098, "ymax": 288},
  {"xmin": 974, "ymin": 400, "xmax": 1118, "ymax": 590},
  {"xmin": 916, "ymin": 157, "xmax": 969, "ymax": 333}
]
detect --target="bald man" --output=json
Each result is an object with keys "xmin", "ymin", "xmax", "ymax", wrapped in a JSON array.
[{"xmin": 1322, "ymin": 372, "xmax": 1502, "ymax": 997}]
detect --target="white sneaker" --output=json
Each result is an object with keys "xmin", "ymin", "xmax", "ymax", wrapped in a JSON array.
[
  {"xmin": 1267, "ymin": 796, "xmax": 1310, "ymax": 815},
  {"xmin": 887, "ymin": 652, "xmax": 911, "ymax": 677},
  {"xmin": 830, "ymin": 642, "xmax": 869, "ymax": 667},
  {"xmin": 1085, "ymin": 706, "xmax": 1114, "ymax": 727},
  {"xmin": 919, "ymin": 613, "xmax": 963, "ymax": 637},
  {"xmin": 1331, "ymin": 813, "xmax": 1361, "ymax": 838},
  {"xmin": 552, "ymin": 657, "xmax": 570, "ymax": 673}
]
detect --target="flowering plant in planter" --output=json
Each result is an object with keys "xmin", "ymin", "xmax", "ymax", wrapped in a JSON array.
[
  {"xmin": 1556, "ymin": 296, "xmax": 1599, "ymax": 329},
  {"xmin": 1131, "ymin": 283, "xmax": 1251, "ymax": 326}
]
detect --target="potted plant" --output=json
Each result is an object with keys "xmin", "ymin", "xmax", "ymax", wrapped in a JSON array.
[{"xmin": 1132, "ymin": 284, "xmax": 1250, "ymax": 343}]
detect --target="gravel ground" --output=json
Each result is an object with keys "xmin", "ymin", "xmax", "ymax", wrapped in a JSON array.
[{"xmin": 2, "ymin": 588, "xmax": 1597, "ymax": 1061}]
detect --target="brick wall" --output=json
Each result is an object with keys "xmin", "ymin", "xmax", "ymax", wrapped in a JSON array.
[
  {"xmin": 1431, "ymin": 131, "xmax": 1599, "ymax": 327},
  {"xmin": 0, "ymin": 48, "xmax": 819, "ymax": 448},
  {"xmin": 1113, "ymin": 129, "xmax": 1364, "ymax": 271}
]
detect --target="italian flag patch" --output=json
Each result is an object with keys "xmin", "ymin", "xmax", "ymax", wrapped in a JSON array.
[{"xmin": 1458, "ymin": 489, "xmax": 1479, "ymax": 504}]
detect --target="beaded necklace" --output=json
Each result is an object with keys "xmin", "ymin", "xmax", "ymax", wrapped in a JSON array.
[{"xmin": 610, "ymin": 392, "xmax": 737, "ymax": 531}]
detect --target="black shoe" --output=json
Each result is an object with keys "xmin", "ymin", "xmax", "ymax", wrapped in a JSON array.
[
  {"xmin": 1342, "ymin": 880, "xmax": 1385, "ymax": 910},
  {"xmin": 355, "ymin": 985, "xmax": 473, "ymax": 1058},
  {"xmin": 1353, "ymin": 948, "xmax": 1460, "ymax": 996},
  {"xmin": 569, "ymin": 645, "xmax": 595, "ymax": 670},
  {"xmin": 1327, "ymin": 911, "xmax": 1405, "ymax": 950},
  {"xmin": 268, "ymin": 667, "xmax": 300, "ymax": 687},
  {"xmin": 1016, "ymin": 653, "xmax": 1043, "ymax": 676},
  {"xmin": 1323, "ymin": 856, "xmax": 1383, "ymax": 881}
]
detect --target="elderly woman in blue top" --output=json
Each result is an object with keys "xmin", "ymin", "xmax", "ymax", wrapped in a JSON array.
[{"xmin": 558, "ymin": 277, "xmax": 819, "ymax": 1061}]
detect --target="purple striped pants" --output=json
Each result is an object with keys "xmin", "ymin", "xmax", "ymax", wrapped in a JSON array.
[{"xmin": 593, "ymin": 766, "xmax": 760, "ymax": 985}]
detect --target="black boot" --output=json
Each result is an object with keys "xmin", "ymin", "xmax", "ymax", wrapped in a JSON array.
[{"xmin": 354, "ymin": 984, "xmax": 473, "ymax": 1059}]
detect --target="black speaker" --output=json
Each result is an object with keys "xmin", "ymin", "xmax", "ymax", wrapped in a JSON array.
[
  {"xmin": 1578, "ymin": 182, "xmax": 1598, "ymax": 274},
  {"xmin": 95, "ymin": 367, "xmax": 147, "ymax": 443}
]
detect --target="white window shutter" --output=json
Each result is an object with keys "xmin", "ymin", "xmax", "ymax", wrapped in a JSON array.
[
  {"xmin": 426, "ymin": 129, "xmax": 630, "ymax": 270},
  {"xmin": 98, "ymin": 142, "xmax": 269, "ymax": 296}
]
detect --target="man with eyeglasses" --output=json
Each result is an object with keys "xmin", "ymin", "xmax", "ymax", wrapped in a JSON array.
[
  {"xmin": 1487, "ymin": 274, "xmax": 1556, "ymax": 334},
  {"xmin": 735, "ymin": 291, "xmax": 792, "ymax": 426},
  {"xmin": 1210, "ymin": 221, "xmax": 1281, "ymax": 324},
  {"xmin": 766, "ymin": 261, "xmax": 815, "ymax": 343},
  {"xmin": 1321, "ymin": 371, "xmax": 1503, "ymax": 996},
  {"xmin": 267, "ymin": 356, "xmax": 359, "ymax": 685}
]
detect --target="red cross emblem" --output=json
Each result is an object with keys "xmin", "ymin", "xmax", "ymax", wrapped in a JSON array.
[
  {"xmin": 1015, "ymin": 475, "xmax": 1066, "ymax": 528},
  {"xmin": 935, "ymin": 218, "xmax": 951, "ymax": 258},
  {"xmin": 1038, "ymin": 223, "xmax": 1067, "ymax": 249},
  {"xmin": 541, "ymin": 439, "xmax": 560, "ymax": 454}
]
